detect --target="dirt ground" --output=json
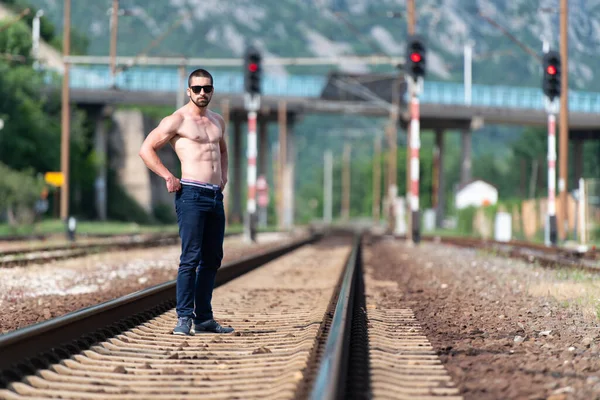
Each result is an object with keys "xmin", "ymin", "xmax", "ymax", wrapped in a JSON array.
[
  {"xmin": 0, "ymin": 232, "xmax": 298, "ymax": 334},
  {"xmin": 367, "ymin": 236, "xmax": 600, "ymax": 400}
]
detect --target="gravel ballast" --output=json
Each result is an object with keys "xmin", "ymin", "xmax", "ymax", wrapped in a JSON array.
[
  {"xmin": 367, "ymin": 237, "xmax": 600, "ymax": 400},
  {"xmin": 0, "ymin": 232, "xmax": 300, "ymax": 334}
]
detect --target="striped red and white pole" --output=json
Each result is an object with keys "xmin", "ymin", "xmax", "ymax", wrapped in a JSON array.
[
  {"xmin": 410, "ymin": 93, "xmax": 421, "ymax": 243},
  {"xmin": 547, "ymin": 112, "xmax": 557, "ymax": 245},
  {"xmin": 247, "ymin": 111, "xmax": 257, "ymax": 215}
]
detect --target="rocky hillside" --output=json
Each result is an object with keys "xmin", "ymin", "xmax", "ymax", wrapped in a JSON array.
[{"xmin": 20, "ymin": 0, "xmax": 600, "ymax": 91}]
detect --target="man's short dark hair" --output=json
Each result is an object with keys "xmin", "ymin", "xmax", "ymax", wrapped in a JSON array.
[{"xmin": 188, "ymin": 68, "xmax": 213, "ymax": 87}]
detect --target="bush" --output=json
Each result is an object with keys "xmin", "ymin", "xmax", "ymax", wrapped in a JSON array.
[{"xmin": 0, "ymin": 162, "xmax": 45, "ymax": 227}]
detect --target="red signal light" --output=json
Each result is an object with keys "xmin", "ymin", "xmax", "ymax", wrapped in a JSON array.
[
  {"xmin": 248, "ymin": 63, "xmax": 258, "ymax": 72},
  {"xmin": 546, "ymin": 65, "xmax": 557, "ymax": 75},
  {"xmin": 410, "ymin": 53, "xmax": 421, "ymax": 63}
]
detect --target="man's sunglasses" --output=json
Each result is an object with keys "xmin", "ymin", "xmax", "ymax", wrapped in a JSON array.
[{"xmin": 190, "ymin": 85, "xmax": 214, "ymax": 94}]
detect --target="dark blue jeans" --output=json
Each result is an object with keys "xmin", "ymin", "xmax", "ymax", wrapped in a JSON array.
[{"xmin": 174, "ymin": 184, "xmax": 225, "ymax": 323}]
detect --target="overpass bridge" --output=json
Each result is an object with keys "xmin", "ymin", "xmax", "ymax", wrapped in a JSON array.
[
  {"xmin": 60, "ymin": 64, "xmax": 600, "ymax": 128},
  {"xmin": 52, "ymin": 64, "xmax": 600, "ymax": 229}
]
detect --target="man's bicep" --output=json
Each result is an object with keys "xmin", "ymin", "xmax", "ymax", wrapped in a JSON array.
[{"xmin": 144, "ymin": 116, "xmax": 179, "ymax": 150}]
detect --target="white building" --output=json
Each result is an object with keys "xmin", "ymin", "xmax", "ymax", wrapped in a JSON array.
[{"xmin": 455, "ymin": 180, "xmax": 498, "ymax": 209}]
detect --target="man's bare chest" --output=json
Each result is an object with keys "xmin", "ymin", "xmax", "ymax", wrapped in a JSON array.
[{"xmin": 178, "ymin": 118, "xmax": 221, "ymax": 144}]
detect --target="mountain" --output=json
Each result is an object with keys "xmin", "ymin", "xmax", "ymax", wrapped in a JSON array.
[{"xmin": 19, "ymin": 0, "xmax": 600, "ymax": 91}]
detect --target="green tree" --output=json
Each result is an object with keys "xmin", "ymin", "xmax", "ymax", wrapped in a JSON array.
[
  {"xmin": 0, "ymin": 17, "xmax": 92, "ymax": 220},
  {"xmin": 0, "ymin": 13, "xmax": 32, "ymax": 62},
  {"xmin": 0, "ymin": 20, "xmax": 59, "ymax": 171},
  {"xmin": 2, "ymin": 0, "xmax": 89, "ymax": 55},
  {"xmin": 0, "ymin": 63, "xmax": 61, "ymax": 171},
  {"xmin": 0, "ymin": 162, "xmax": 44, "ymax": 227}
]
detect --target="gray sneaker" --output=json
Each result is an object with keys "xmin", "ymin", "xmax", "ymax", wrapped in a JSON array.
[
  {"xmin": 194, "ymin": 319, "xmax": 234, "ymax": 334},
  {"xmin": 173, "ymin": 317, "xmax": 195, "ymax": 336}
]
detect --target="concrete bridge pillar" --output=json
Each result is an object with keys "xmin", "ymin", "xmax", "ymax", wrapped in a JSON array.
[
  {"xmin": 277, "ymin": 101, "xmax": 295, "ymax": 230},
  {"xmin": 283, "ymin": 120, "xmax": 295, "ymax": 229},
  {"xmin": 433, "ymin": 129, "xmax": 445, "ymax": 228},
  {"xmin": 460, "ymin": 129, "xmax": 472, "ymax": 185},
  {"xmin": 230, "ymin": 119, "xmax": 243, "ymax": 225},
  {"xmin": 93, "ymin": 106, "xmax": 110, "ymax": 221},
  {"xmin": 112, "ymin": 109, "xmax": 153, "ymax": 213}
]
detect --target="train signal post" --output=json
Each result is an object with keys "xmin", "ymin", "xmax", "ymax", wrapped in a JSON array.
[
  {"xmin": 406, "ymin": 35, "xmax": 426, "ymax": 244},
  {"xmin": 542, "ymin": 50, "xmax": 561, "ymax": 246},
  {"xmin": 257, "ymin": 175, "xmax": 269, "ymax": 227},
  {"xmin": 243, "ymin": 46, "xmax": 262, "ymax": 242}
]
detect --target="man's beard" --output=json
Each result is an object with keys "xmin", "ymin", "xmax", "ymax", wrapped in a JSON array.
[{"xmin": 191, "ymin": 96, "xmax": 210, "ymax": 108}]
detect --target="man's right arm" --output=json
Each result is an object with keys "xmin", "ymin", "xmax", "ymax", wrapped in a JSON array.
[{"xmin": 139, "ymin": 114, "xmax": 183, "ymax": 191}]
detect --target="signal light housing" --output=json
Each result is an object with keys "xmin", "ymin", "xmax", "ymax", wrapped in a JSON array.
[
  {"xmin": 244, "ymin": 46, "xmax": 262, "ymax": 96},
  {"xmin": 406, "ymin": 35, "xmax": 427, "ymax": 80},
  {"xmin": 542, "ymin": 50, "xmax": 561, "ymax": 100},
  {"xmin": 410, "ymin": 53, "xmax": 421, "ymax": 63}
]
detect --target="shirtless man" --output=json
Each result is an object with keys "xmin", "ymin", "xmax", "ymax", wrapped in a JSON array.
[{"xmin": 139, "ymin": 68, "xmax": 233, "ymax": 335}]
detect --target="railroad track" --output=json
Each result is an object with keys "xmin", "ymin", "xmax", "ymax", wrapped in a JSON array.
[
  {"xmin": 417, "ymin": 235, "xmax": 600, "ymax": 272},
  {"xmin": 0, "ymin": 234, "xmax": 181, "ymax": 268},
  {"xmin": 0, "ymin": 229, "xmax": 461, "ymax": 399},
  {"xmin": 0, "ymin": 232, "xmax": 165, "ymax": 244}
]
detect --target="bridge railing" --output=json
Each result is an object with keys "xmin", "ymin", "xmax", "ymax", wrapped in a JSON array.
[
  {"xmin": 59, "ymin": 66, "xmax": 326, "ymax": 98},
  {"xmin": 46, "ymin": 65, "xmax": 600, "ymax": 113},
  {"xmin": 422, "ymin": 81, "xmax": 600, "ymax": 112}
]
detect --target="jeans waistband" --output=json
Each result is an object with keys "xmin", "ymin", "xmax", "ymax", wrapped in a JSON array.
[{"xmin": 181, "ymin": 179, "xmax": 221, "ymax": 191}]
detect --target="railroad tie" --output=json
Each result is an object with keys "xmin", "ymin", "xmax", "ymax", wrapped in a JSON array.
[{"xmin": 364, "ymin": 252, "xmax": 463, "ymax": 400}]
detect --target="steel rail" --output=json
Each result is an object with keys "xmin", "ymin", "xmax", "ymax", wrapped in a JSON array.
[
  {"xmin": 309, "ymin": 232, "xmax": 362, "ymax": 400},
  {"xmin": 411, "ymin": 235, "xmax": 597, "ymax": 259},
  {"xmin": 0, "ymin": 231, "xmax": 169, "ymax": 244},
  {"xmin": 0, "ymin": 232, "xmax": 321, "ymax": 388},
  {"xmin": 0, "ymin": 234, "xmax": 45, "ymax": 243},
  {"xmin": 0, "ymin": 233, "xmax": 180, "ymax": 257},
  {"xmin": 416, "ymin": 235, "xmax": 599, "ymax": 271},
  {"xmin": 0, "ymin": 233, "xmax": 245, "ymax": 267}
]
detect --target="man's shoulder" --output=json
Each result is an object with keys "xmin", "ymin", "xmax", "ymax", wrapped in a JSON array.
[
  {"xmin": 208, "ymin": 110, "xmax": 225, "ymax": 130},
  {"xmin": 153, "ymin": 112, "xmax": 184, "ymax": 135},
  {"xmin": 162, "ymin": 111, "xmax": 185, "ymax": 126},
  {"xmin": 169, "ymin": 110, "xmax": 186, "ymax": 121}
]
